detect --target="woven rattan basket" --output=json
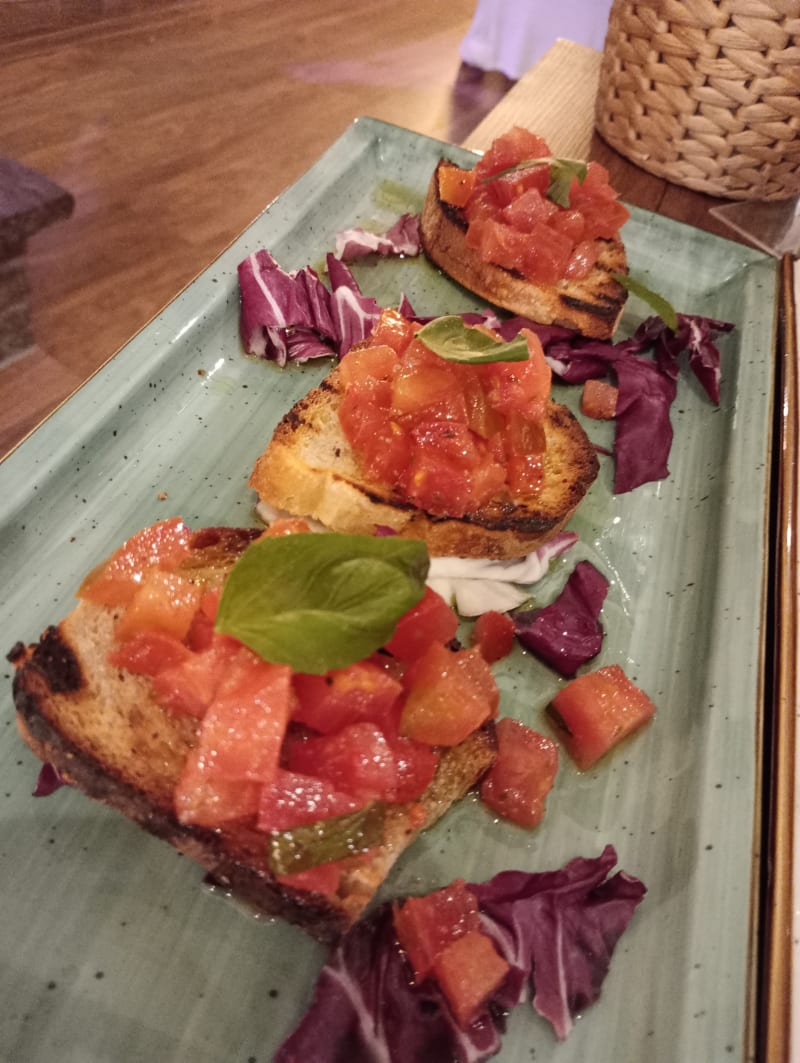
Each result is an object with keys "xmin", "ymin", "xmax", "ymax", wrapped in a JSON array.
[{"xmin": 595, "ymin": 0, "xmax": 800, "ymax": 201}]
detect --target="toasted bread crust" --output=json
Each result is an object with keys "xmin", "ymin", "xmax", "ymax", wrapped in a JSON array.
[
  {"xmin": 420, "ymin": 159, "xmax": 628, "ymax": 340},
  {"xmin": 10, "ymin": 527, "xmax": 497, "ymax": 942},
  {"xmin": 249, "ymin": 369, "xmax": 599, "ymax": 560}
]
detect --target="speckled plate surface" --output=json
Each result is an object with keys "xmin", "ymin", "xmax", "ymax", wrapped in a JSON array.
[{"xmin": 0, "ymin": 118, "xmax": 777, "ymax": 1063}]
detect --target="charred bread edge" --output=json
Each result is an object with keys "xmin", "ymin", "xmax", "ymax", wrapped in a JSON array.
[{"xmin": 420, "ymin": 158, "xmax": 628, "ymax": 339}]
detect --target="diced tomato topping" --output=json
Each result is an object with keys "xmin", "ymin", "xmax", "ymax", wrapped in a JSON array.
[
  {"xmin": 257, "ymin": 768, "xmax": 362, "ymax": 831},
  {"xmin": 174, "ymin": 654, "xmax": 293, "ymax": 827},
  {"xmin": 582, "ymin": 378, "xmax": 619, "ymax": 419},
  {"xmin": 78, "ymin": 517, "xmax": 193, "ymax": 606},
  {"xmin": 275, "ymin": 860, "xmax": 342, "ymax": 898},
  {"xmin": 185, "ymin": 588, "xmax": 222, "ymax": 651},
  {"xmin": 150, "ymin": 633, "xmax": 241, "ymax": 718},
  {"xmin": 400, "ymin": 644, "xmax": 497, "ymax": 746},
  {"xmin": 366, "ymin": 307, "xmax": 417, "ymax": 355},
  {"xmin": 107, "ymin": 630, "xmax": 192, "ymax": 676},
  {"xmin": 433, "ymin": 930, "xmax": 510, "ymax": 1027},
  {"xmin": 384, "ymin": 586, "xmax": 459, "ymax": 662},
  {"xmin": 286, "ymin": 722, "xmax": 400, "ymax": 802},
  {"xmin": 391, "ymin": 735, "xmax": 440, "ymax": 802},
  {"xmin": 339, "ymin": 344, "xmax": 399, "ymax": 387},
  {"xmin": 114, "ymin": 569, "xmax": 203, "ymax": 643},
  {"xmin": 480, "ymin": 718, "xmax": 558, "ymax": 827},
  {"xmin": 470, "ymin": 610, "xmax": 515, "ymax": 664},
  {"xmin": 393, "ymin": 878, "xmax": 482, "ymax": 981},
  {"xmin": 292, "ymin": 660, "xmax": 403, "ymax": 734},
  {"xmin": 550, "ymin": 664, "xmax": 656, "ymax": 770},
  {"xmin": 438, "ymin": 164, "xmax": 478, "ymax": 208},
  {"xmin": 448, "ymin": 128, "xmax": 628, "ymax": 286}
]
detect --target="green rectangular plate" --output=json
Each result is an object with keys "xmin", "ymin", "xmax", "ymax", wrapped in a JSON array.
[{"xmin": 0, "ymin": 118, "xmax": 777, "ymax": 1062}]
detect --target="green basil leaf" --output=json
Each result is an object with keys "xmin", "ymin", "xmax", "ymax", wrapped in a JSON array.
[
  {"xmin": 417, "ymin": 315, "xmax": 529, "ymax": 363},
  {"xmin": 483, "ymin": 155, "xmax": 588, "ymax": 208},
  {"xmin": 611, "ymin": 272, "xmax": 679, "ymax": 332},
  {"xmin": 215, "ymin": 533, "xmax": 428, "ymax": 674},
  {"xmin": 267, "ymin": 802, "xmax": 387, "ymax": 875}
]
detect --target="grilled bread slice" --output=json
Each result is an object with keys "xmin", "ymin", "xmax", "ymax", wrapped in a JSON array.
[
  {"xmin": 10, "ymin": 526, "xmax": 496, "ymax": 943},
  {"xmin": 249, "ymin": 368, "xmax": 599, "ymax": 561},
  {"xmin": 420, "ymin": 159, "xmax": 628, "ymax": 340}
]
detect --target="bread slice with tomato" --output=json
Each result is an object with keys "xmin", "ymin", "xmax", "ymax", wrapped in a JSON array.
[
  {"xmin": 249, "ymin": 310, "xmax": 599, "ymax": 561},
  {"xmin": 420, "ymin": 128, "xmax": 629, "ymax": 341},
  {"xmin": 10, "ymin": 521, "xmax": 497, "ymax": 943}
]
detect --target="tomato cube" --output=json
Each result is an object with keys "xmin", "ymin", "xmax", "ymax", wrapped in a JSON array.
[
  {"xmin": 550, "ymin": 664, "xmax": 656, "ymax": 770},
  {"xmin": 339, "ymin": 343, "xmax": 399, "ymax": 387},
  {"xmin": 581, "ymin": 379, "xmax": 618, "ymax": 420},
  {"xmin": 275, "ymin": 860, "xmax": 342, "ymax": 898},
  {"xmin": 286, "ymin": 722, "xmax": 399, "ymax": 802},
  {"xmin": 400, "ymin": 644, "xmax": 497, "ymax": 746},
  {"xmin": 366, "ymin": 308, "xmax": 417, "ymax": 355},
  {"xmin": 433, "ymin": 930, "xmax": 510, "ymax": 1028},
  {"xmin": 292, "ymin": 660, "xmax": 402, "ymax": 734},
  {"xmin": 470, "ymin": 610, "xmax": 515, "ymax": 663},
  {"xmin": 480, "ymin": 718, "xmax": 558, "ymax": 827},
  {"xmin": 384, "ymin": 586, "xmax": 459, "ymax": 663},
  {"xmin": 390, "ymin": 735, "xmax": 440, "ymax": 802},
  {"xmin": 114, "ymin": 569, "xmax": 202, "ymax": 643},
  {"xmin": 393, "ymin": 878, "xmax": 481, "ymax": 981},
  {"xmin": 107, "ymin": 630, "xmax": 192, "ymax": 676},
  {"xmin": 174, "ymin": 654, "xmax": 294, "ymax": 826},
  {"xmin": 150, "ymin": 634, "xmax": 241, "ymax": 718},
  {"xmin": 257, "ymin": 769, "xmax": 361, "ymax": 832},
  {"xmin": 78, "ymin": 517, "xmax": 193, "ymax": 605}
]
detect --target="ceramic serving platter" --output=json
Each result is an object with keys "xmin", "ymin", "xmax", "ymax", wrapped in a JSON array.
[{"xmin": 0, "ymin": 118, "xmax": 778, "ymax": 1063}]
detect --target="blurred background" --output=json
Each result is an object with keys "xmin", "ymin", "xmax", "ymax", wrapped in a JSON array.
[{"xmin": 0, "ymin": 0, "xmax": 524, "ymax": 455}]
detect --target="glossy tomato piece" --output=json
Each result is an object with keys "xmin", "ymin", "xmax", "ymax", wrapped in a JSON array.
[
  {"xmin": 339, "ymin": 343, "xmax": 399, "ymax": 387},
  {"xmin": 114, "ymin": 569, "xmax": 203, "ymax": 643},
  {"xmin": 257, "ymin": 768, "xmax": 362, "ymax": 831},
  {"xmin": 550, "ymin": 664, "xmax": 656, "ymax": 770},
  {"xmin": 470, "ymin": 610, "xmax": 515, "ymax": 664},
  {"xmin": 78, "ymin": 517, "xmax": 193, "ymax": 606},
  {"xmin": 185, "ymin": 588, "xmax": 222, "ymax": 651},
  {"xmin": 150, "ymin": 633, "xmax": 242, "ymax": 718},
  {"xmin": 367, "ymin": 307, "xmax": 417, "ymax": 355},
  {"xmin": 391, "ymin": 735, "xmax": 440, "ymax": 802},
  {"xmin": 107, "ymin": 629, "xmax": 192, "ymax": 676},
  {"xmin": 292, "ymin": 660, "xmax": 403, "ymax": 734},
  {"xmin": 473, "ymin": 126, "xmax": 550, "ymax": 182},
  {"xmin": 173, "ymin": 770, "xmax": 261, "ymax": 828},
  {"xmin": 338, "ymin": 385, "xmax": 412, "ymax": 484},
  {"xmin": 286, "ymin": 722, "xmax": 399, "ymax": 802},
  {"xmin": 433, "ymin": 930, "xmax": 510, "ymax": 1028},
  {"xmin": 438, "ymin": 163, "xmax": 477, "ymax": 208},
  {"xmin": 174, "ymin": 653, "xmax": 294, "ymax": 826},
  {"xmin": 275, "ymin": 860, "xmax": 342, "ymax": 898},
  {"xmin": 384, "ymin": 585, "xmax": 459, "ymax": 663},
  {"xmin": 581, "ymin": 378, "xmax": 618, "ymax": 419},
  {"xmin": 392, "ymin": 878, "xmax": 481, "ymax": 981},
  {"xmin": 502, "ymin": 187, "xmax": 558, "ymax": 232},
  {"xmin": 391, "ymin": 360, "xmax": 457, "ymax": 417},
  {"xmin": 480, "ymin": 718, "xmax": 558, "ymax": 827},
  {"xmin": 400, "ymin": 643, "xmax": 497, "ymax": 746}
]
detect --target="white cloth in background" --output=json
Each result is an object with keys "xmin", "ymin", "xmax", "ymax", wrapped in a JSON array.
[{"xmin": 460, "ymin": 0, "xmax": 614, "ymax": 79}]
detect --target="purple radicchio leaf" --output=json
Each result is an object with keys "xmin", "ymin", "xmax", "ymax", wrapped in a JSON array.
[
  {"xmin": 237, "ymin": 251, "xmax": 337, "ymax": 364},
  {"xmin": 33, "ymin": 762, "xmax": 68, "ymax": 796},
  {"xmin": 473, "ymin": 844, "xmax": 646, "ymax": 1040},
  {"xmin": 613, "ymin": 356, "xmax": 677, "ymax": 493},
  {"xmin": 326, "ymin": 253, "xmax": 383, "ymax": 357},
  {"xmin": 334, "ymin": 213, "xmax": 421, "ymax": 262},
  {"xmin": 275, "ymin": 847, "xmax": 645, "ymax": 1060},
  {"xmin": 274, "ymin": 905, "xmax": 502, "ymax": 1063},
  {"xmin": 512, "ymin": 560, "xmax": 609, "ymax": 677}
]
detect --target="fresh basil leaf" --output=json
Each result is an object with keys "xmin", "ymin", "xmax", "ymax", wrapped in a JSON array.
[
  {"xmin": 417, "ymin": 315, "xmax": 529, "ymax": 363},
  {"xmin": 267, "ymin": 802, "xmax": 387, "ymax": 875},
  {"xmin": 612, "ymin": 272, "xmax": 679, "ymax": 332},
  {"xmin": 483, "ymin": 155, "xmax": 588, "ymax": 208},
  {"xmin": 215, "ymin": 533, "xmax": 428, "ymax": 674}
]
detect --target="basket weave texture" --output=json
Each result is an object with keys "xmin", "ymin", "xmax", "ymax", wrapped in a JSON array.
[{"xmin": 595, "ymin": 0, "xmax": 800, "ymax": 201}]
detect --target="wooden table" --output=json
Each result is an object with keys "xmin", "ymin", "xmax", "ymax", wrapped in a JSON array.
[{"xmin": 462, "ymin": 38, "xmax": 795, "ymax": 1063}]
